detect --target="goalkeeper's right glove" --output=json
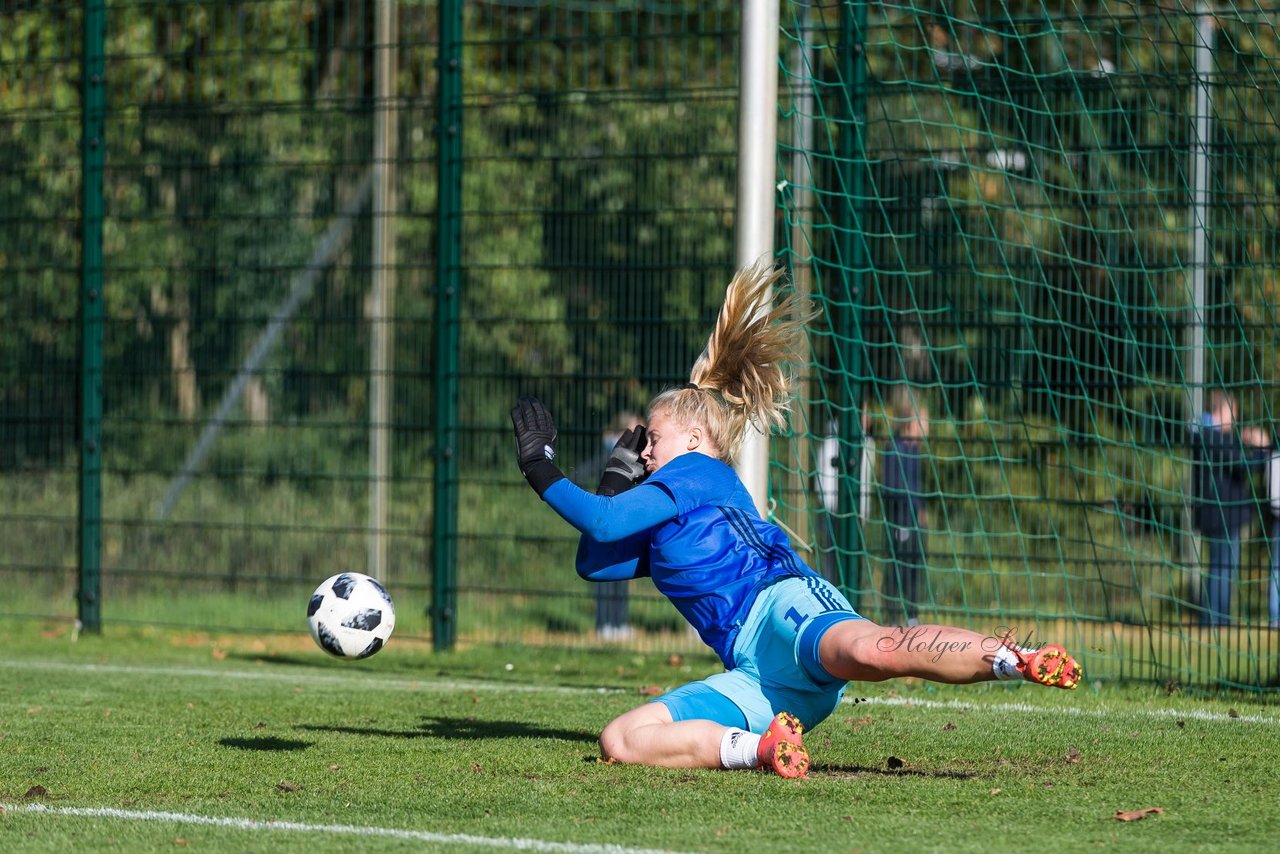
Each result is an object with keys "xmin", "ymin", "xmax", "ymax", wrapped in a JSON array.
[
  {"xmin": 596, "ymin": 425, "xmax": 648, "ymax": 497},
  {"xmin": 510, "ymin": 396, "xmax": 566, "ymax": 497}
]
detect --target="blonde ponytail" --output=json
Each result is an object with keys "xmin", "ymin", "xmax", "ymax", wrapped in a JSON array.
[{"xmin": 649, "ymin": 259, "xmax": 816, "ymax": 461}]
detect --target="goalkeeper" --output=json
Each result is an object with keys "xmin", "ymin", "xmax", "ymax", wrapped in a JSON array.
[{"xmin": 511, "ymin": 261, "xmax": 1081, "ymax": 779}]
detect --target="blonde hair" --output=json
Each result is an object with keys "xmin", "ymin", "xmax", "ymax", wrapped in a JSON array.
[{"xmin": 649, "ymin": 259, "xmax": 816, "ymax": 461}]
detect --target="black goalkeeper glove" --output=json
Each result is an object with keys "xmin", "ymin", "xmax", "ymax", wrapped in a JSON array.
[
  {"xmin": 597, "ymin": 425, "xmax": 648, "ymax": 497},
  {"xmin": 510, "ymin": 396, "xmax": 565, "ymax": 497}
]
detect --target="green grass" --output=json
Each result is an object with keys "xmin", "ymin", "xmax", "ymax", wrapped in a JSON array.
[{"xmin": 2, "ymin": 620, "xmax": 1279, "ymax": 852}]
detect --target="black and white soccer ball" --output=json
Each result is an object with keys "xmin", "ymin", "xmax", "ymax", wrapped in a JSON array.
[{"xmin": 306, "ymin": 572, "xmax": 396, "ymax": 659}]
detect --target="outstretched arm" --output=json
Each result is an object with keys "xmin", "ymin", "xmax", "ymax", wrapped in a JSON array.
[
  {"xmin": 512, "ymin": 396, "xmax": 677, "ymax": 540},
  {"xmin": 1203, "ymin": 429, "xmax": 1273, "ymax": 473},
  {"xmin": 575, "ymin": 531, "xmax": 651, "ymax": 581},
  {"xmin": 542, "ymin": 478, "xmax": 677, "ymax": 542}
]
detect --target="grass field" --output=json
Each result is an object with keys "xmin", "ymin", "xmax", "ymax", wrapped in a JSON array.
[{"xmin": 2, "ymin": 620, "xmax": 1279, "ymax": 853}]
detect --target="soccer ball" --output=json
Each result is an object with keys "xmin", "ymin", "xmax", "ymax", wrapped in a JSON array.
[{"xmin": 306, "ymin": 572, "xmax": 396, "ymax": 659}]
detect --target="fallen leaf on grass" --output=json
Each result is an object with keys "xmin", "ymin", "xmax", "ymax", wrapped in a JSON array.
[
  {"xmin": 942, "ymin": 721, "xmax": 956, "ymax": 731},
  {"xmin": 24, "ymin": 786, "xmax": 48, "ymax": 799},
  {"xmin": 275, "ymin": 781, "xmax": 301, "ymax": 792},
  {"xmin": 1064, "ymin": 746, "xmax": 1081, "ymax": 764},
  {"xmin": 639, "ymin": 685, "xmax": 663, "ymax": 697},
  {"xmin": 1114, "ymin": 807, "xmax": 1163, "ymax": 822}
]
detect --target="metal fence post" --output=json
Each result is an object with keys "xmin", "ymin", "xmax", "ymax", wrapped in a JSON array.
[
  {"xmin": 432, "ymin": 0, "xmax": 463, "ymax": 651},
  {"xmin": 78, "ymin": 0, "xmax": 107, "ymax": 633},
  {"xmin": 837, "ymin": 0, "xmax": 868, "ymax": 607},
  {"xmin": 369, "ymin": 0, "xmax": 400, "ymax": 584}
]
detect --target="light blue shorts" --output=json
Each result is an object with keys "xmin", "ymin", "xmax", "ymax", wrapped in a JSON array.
[{"xmin": 655, "ymin": 576, "xmax": 864, "ymax": 733}]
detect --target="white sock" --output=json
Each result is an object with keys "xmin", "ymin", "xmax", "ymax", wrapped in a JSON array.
[
  {"xmin": 719, "ymin": 728, "xmax": 762, "ymax": 770},
  {"xmin": 992, "ymin": 646, "xmax": 1027, "ymax": 681}
]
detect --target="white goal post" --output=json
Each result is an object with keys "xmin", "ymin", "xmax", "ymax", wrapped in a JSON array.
[{"xmin": 733, "ymin": 0, "xmax": 781, "ymax": 514}]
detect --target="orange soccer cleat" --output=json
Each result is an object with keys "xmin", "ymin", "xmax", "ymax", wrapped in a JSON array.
[
  {"xmin": 757, "ymin": 711, "xmax": 810, "ymax": 779},
  {"xmin": 1017, "ymin": 644, "xmax": 1083, "ymax": 689}
]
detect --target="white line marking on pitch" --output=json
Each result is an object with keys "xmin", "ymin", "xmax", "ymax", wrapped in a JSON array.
[
  {"xmin": 849, "ymin": 694, "xmax": 1280, "ymax": 725},
  {"xmin": 1, "ymin": 803, "xmax": 690, "ymax": 854},
  {"xmin": 0, "ymin": 658, "xmax": 619, "ymax": 695},
  {"xmin": 3, "ymin": 657, "xmax": 1277, "ymax": 725}
]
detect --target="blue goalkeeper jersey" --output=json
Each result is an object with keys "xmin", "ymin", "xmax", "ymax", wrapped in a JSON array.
[{"xmin": 543, "ymin": 452, "xmax": 821, "ymax": 665}]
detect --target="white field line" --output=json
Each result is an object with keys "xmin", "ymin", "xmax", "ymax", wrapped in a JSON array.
[
  {"xmin": 2, "ymin": 657, "xmax": 1277, "ymax": 725},
  {"xmin": 0, "ymin": 803, "xmax": 689, "ymax": 854},
  {"xmin": 0, "ymin": 658, "xmax": 617, "ymax": 695},
  {"xmin": 847, "ymin": 694, "xmax": 1280, "ymax": 725}
]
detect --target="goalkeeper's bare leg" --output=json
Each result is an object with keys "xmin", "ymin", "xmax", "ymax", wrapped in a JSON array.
[
  {"xmin": 599, "ymin": 704, "xmax": 808, "ymax": 778},
  {"xmin": 818, "ymin": 620, "xmax": 1081, "ymax": 688},
  {"xmin": 595, "ymin": 620, "xmax": 1077, "ymax": 777}
]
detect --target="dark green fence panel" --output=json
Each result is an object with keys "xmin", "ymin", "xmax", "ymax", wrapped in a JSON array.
[
  {"xmin": 1, "ymin": 2, "xmax": 84, "ymax": 623},
  {"xmin": 2, "ymin": 1, "xmax": 440, "ymax": 638},
  {"xmin": 0, "ymin": 2, "xmax": 743, "ymax": 658},
  {"xmin": 451, "ymin": 3, "xmax": 740, "ymax": 649}
]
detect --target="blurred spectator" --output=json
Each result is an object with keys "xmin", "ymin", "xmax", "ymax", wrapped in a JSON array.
[
  {"xmin": 814, "ymin": 414, "xmax": 875, "ymax": 586},
  {"xmin": 882, "ymin": 394, "xmax": 930, "ymax": 626},
  {"xmin": 1193, "ymin": 390, "xmax": 1271, "ymax": 627}
]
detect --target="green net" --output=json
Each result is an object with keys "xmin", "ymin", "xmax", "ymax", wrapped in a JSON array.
[{"xmin": 775, "ymin": 0, "xmax": 1280, "ymax": 688}]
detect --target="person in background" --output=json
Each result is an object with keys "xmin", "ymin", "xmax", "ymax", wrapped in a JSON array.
[
  {"xmin": 814, "ymin": 413, "xmax": 875, "ymax": 586},
  {"xmin": 881, "ymin": 393, "xmax": 930, "ymax": 626},
  {"xmin": 1193, "ymin": 390, "xmax": 1271, "ymax": 627},
  {"xmin": 580, "ymin": 410, "xmax": 645, "ymax": 641}
]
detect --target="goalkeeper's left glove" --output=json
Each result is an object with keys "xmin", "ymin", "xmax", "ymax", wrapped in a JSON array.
[
  {"xmin": 510, "ymin": 396, "xmax": 566, "ymax": 497},
  {"xmin": 597, "ymin": 425, "xmax": 648, "ymax": 497}
]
